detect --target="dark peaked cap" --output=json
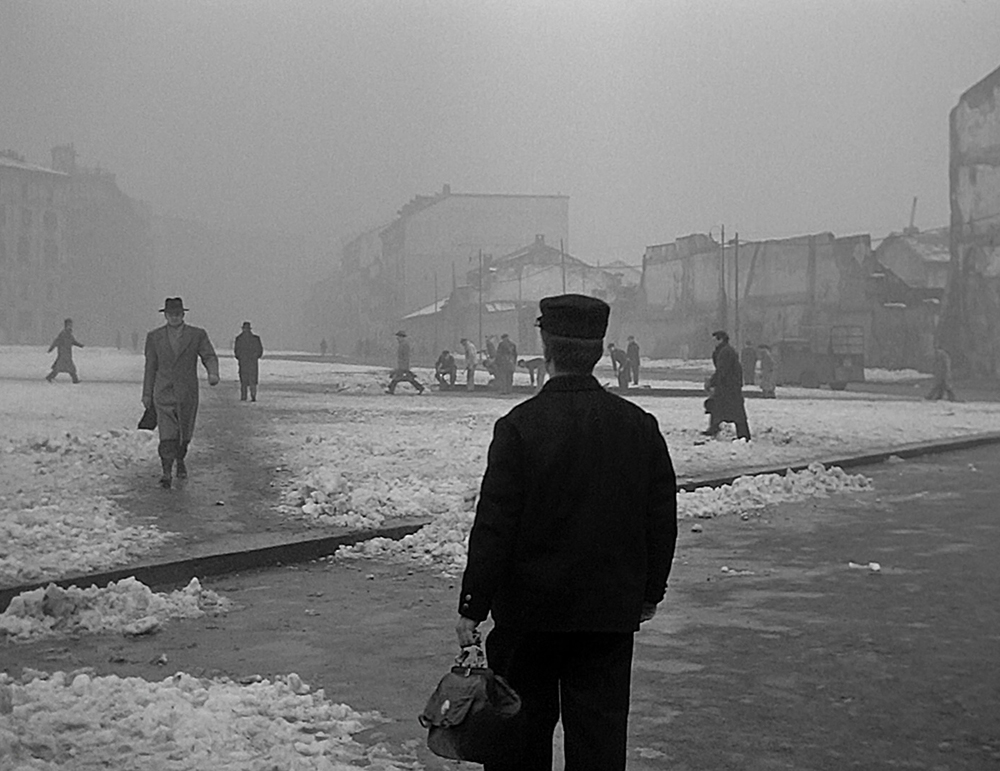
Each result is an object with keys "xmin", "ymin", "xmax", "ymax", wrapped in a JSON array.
[{"xmin": 537, "ymin": 294, "xmax": 610, "ymax": 340}]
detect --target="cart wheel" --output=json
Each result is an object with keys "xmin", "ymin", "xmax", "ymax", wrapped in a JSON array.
[
  {"xmin": 830, "ymin": 381, "xmax": 848, "ymax": 391},
  {"xmin": 800, "ymin": 370, "xmax": 820, "ymax": 388}
]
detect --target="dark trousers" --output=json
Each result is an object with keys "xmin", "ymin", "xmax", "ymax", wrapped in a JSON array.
[
  {"xmin": 629, "ymin": 361, "xmax": 639, "ymax": 385},
  {"xmin": 435, "ymin": 369, "xmax": 457, "ymax": 388},
  {"xmin": 926, "ymin": 378, "xmax": 957, "ymax": 401},
  {"xmin": 484, "ymin": 627, "xmax": 634, "ymax": 771},
  {"xmin": 388, "ymin": 368, "xmax": 423, "ymax": 393}
]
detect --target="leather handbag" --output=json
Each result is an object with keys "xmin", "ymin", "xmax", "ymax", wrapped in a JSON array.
[
  {"xmin": 137, "ymin": 404, "xmax": 157, "ymax": 431},
  {"xmin": 419, "ymin": 643, "xmax": 523, "ymax": 763}
]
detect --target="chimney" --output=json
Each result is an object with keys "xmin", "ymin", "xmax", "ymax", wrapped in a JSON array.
[{"xmin": 51, "ymin": 144, "xmax": 77, "ymax": 174}]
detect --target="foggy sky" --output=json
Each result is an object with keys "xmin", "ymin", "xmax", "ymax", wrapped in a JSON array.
[{"xmin": 2, "ymin": 0, "xmax": 999, "ymax": 265}]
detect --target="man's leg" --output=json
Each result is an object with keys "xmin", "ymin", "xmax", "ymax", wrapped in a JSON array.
[
  {"xmin": 157, "ymin": 438, "xmax": 178, "ymax": 488},
  {"xmin": 735, "ymin": 407, "xmax": 752, "ymax": 441},
  {"xmin": 467, "ymin": 366, "xmax": 475, "ymax": 391},
  {"xmin": 631, "ymin": 364, "xmax": 639, "ymax": 385},
  {"xmin": 250, "ymin": 384, "xmax": 257, "ymax": 401},
  {"xmin": 484, "ymin": 627, "xmax": 560, "ymax": 771},
  {"xmin": 560, "ymin": 632, "xmax": 634, "ymax": 771},
  {"xmin": 240, "ymin": 383, "xmax": 248, "ymax": 401},
  {"xmin": 175, "ymin": 441, "xmax": 190, "ymax": 478},
  {"xmin": 69, "ymin": 363, "xmax": 80, "ymax": 384}
]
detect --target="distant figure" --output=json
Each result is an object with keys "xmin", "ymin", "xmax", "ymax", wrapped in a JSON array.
[
  {"xmin": 131, "ymin": 330, "xmax": 139, "ymax": 353},
  {"xmin": 485, "ymin": 335, "xmax": 498, "ymax": 361},
  {"xmin": 495, "ymin": 333, "xmax": 517, "ymax": 394},
  {"xmin": 387, "ymin": 330, "xmax": 424, "ymax": 394},
  {"xmin": 142, "ymin": 298, "xmax": 220, "ymax": 489},
  {"xmin": 608, "ymin": 342, "xmax": 630, "ymax": 389},
  {"xmin": 741, "ymin": 340, "xmax": 758, "ymax": 385},
  {"xmin": 704, "ymin": 330, "xmax": 751, "ymax": 441},
  {"xmin": 320, "ymin": 338, "xmax": 328, "ymax": 357},
  {"xmin": 926, "ymin": 345, "xmax": 958, "ymax": 402},
  {"xmin": 460, "ymin": 337, "xmax": 478, "ymax": 391},
  {"xmin": 234, "ymin": 321, "xmax": 264, "ymax": 402},
  {"xmin": 626, "ymin": 336, "xmax": 641, "ymax": 385},
  {"xmin": 115, "ymin": 331, "xmax": 122, "ymax": 350},
  {"xmin": 46, "ymin": 318, "xmax": 84, "ymax": 383},
  {"xmin": 757, "ymin": 343, "xmax": 777, "ymax": 399},
  {"xmin": 518, "ymin": 357, "xmax": 546, "ymax": 389},
  {"xmin": 434, "ymin": 349, "xmax": 458, "ymax": 389}
]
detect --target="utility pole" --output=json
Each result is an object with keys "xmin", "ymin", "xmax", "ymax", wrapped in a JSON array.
[
  {"xmin": 718, "ymin": 225, "xmax": 728, "ymax": 332},
  {"xmin": 478, "ymin": 249, "xmax": 483, "ymax": 349},
  {"xmin": 433, "ymin": 269, "xmax": 439, "ymax": 355},
  {"xmin": 560, "ymin": 239, "xmax": 566, "ymax": 293},
  {"xmin": 734, "ymin": 233, "xmax": 739, "ymax": 348}
]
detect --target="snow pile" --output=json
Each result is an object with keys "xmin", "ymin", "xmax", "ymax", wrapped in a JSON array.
[
  {"xmin": 0, "ymin": 670, "xmax": 415, "ymax": 770},
  {"xmin": 0, "ymin": 577, "xmax": 232, "ymax": 642},
  {"xmin": 678, "ymin": 462, "xmax": 872, "ymax": 519},
  {"xmin": 336, "ymin": 488, "xmax": 479, "ymax": 574},
  {"xmin": 283, "ymin": 467, "xmax": 469, "ymax": 530},
  {"xmin": 7, "ymin": 428, "xmax": 157, "ymax": 469},
  {"xmin": 336, "ymin": 464, "xmax": 871, "ymax": 572}
]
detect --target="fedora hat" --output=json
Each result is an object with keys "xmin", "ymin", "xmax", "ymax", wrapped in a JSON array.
[
  {"xmin": 395, "ymin": 330, "xmax": 407, "ymax": 337},
  {"xmin": 160, "ymin": 297, "xmax": 188, "ymax": 313}
]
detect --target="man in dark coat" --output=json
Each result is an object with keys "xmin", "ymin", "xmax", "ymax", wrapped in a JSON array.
[
  {"xmin": 434, "ymin": 349, "xmax": 457, "ymax": 388},
  {"xmin": 704, "ymin": 330, "xmax": 751, "ymax": 440},
  {"xmin": 926, "ymin": 345, "xmax": 959, "ymax": 402},
  {"xmin": 626, "ymin": 335, "xmax": 641, "ymax": 385},
  {"xmin": 387, "ymin": 330, "xmax": 424, "ymax": 394},
  {"xmin": 46, "ymin": 318, "xmax": 83, "ymax": 383},
  {"xmin": 234, "ymin": 321, "xmax": 264, "ymax": 402},
  {"xmin": 142, "ymin": 298, "xmax": 220, "ymax": 488},
  {"xmin": 457, "ymin": 293, "xmax": 678, "ymax": 771},
  {"xmin": 740, "ymin": 339, "xmax": 758, "ymax": 385},
  {"xmin": 495, "ymin": 333, "xmax": 517, "ymax": 394}
]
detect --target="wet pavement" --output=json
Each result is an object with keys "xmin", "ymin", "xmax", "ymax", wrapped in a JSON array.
[{"xmin": 3, "ymin": 442, "xmax": 1000, "ymax": 769}]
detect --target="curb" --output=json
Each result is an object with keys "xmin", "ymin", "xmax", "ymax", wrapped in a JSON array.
[{"xmin": 4, "ymin": 431, "xmax": 1000, "ymax": 612}]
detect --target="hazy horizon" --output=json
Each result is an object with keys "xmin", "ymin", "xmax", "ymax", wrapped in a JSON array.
[{"xmin": 3, "ymin": 0, "xmax": 999, "ymax": 265}]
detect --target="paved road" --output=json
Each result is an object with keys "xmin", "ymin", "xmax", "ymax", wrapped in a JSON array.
[{"xmin": 4, "ymin": 442, "xmax": 999, "ymax": 769}]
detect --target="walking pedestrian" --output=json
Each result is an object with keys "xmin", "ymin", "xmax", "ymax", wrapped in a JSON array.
[
  {"xmin": 757, "ymin": 343, "xmax": 777, "ymax": 399},
  {"xmin": 387, "ymin": 330, "xmax": 424, "ymax": 394},
  {"xmin": 320, "ymin": 338, "xmax": 328, "ymax": 357},
  {"xmin": 704, "ymin": 330, "xmax": 751, "ymax": 441},
  {"xmin": 608, "ymin": 342, "xmax": 630, "ymax": 389},
  {"xmin": 234, "ymin": 321, "xmax": 264, "ymax": 402},
  {"xmin": 456, "ymin": 293, "xmax": 678, "ymax": 771},
  {"xmin": 926, "ymin": 345, "xmax": 959, "ymax": 402},
  {"xmin": 46, "ymin": 319, "xmax": 84, "ymax": 383},
  {"xmin": 495, "ymin": 333, "xmax": 517, "ymax": 394},
  {"xmin": 626, "ymin": 335, "xmax": 641, "ymax": 385},
  {"xmin": 434, "ymin": 349, "xmax": 457, "ymax": 389},
  {"xmin": 460, "ymin": 337, "xmax": 478, "ymax": 391},
  {"xmin": 741, "ymin": 340, "xmax": 758, "ymax": 385},
  {"xmin": 142, "ymin": 298, "xmax": 220, "ymax": 488}
]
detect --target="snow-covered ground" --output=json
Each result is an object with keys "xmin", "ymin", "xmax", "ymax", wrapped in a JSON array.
[{"xmin": 1, "ymin": 345, "xmax": 997, "ymax": 587}]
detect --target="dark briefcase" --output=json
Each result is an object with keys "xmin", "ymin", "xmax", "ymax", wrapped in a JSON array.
[
  {"xmin": 137, "ymin": 405, "xmax": 157, "ymax": 431},
  {"xmin": 419, "ymin": 643, "xmax": 523, "ymax": 764}
]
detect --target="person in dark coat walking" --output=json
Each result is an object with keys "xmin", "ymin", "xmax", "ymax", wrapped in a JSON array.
[
  {"xmin": 234, "ymin": 321, "xmax": 264, "ymax": 402},
  {"xmin": 704, "ymin": 330, "xmax": 751, "ymax": 440},
  {"xmin": 740, "ymin": 340, "xmax": 758, "ymax": 385},
  {"xmin": 495, "ymin": 333, "xmax": 517, "ymax": 394},
  {"xmin": 142, "ymin": 298, "xmax": 220, "ymax": 488},
  {"xmin": 457, "ymin": 294, "xmax": 678, "ymax": 771},
  {"xmin": 626, "ymin": 335, "xmax": 641, "ymax": 385},
  {"xmin": 387, "ymin": 330, "xmax": 424, "ymax": 394},
  {"xmin": 926, "ymin": 345, "xmax": 959, "ymax": 402},
  {"xmin": 46, "ymin": 318, "xmax": 83, "ymax": 383}
]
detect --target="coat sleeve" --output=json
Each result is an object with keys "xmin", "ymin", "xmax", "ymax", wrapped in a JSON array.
[
  {"xmin": 142, "ymin": 332, "xmax": 157, "ymax": 401},
  {"xmin": 643, "ymin": 414, "xmax": 678, "ymax": 605},
  {"xmin": 459, "ymin": 417, "xmax": 525, "ymax": 622},
  {"xmin": 198, "ymin": 330, "xmax": 220, "ymax": 378},
  {"xmin": 255, "ymin": 336, "xmax": 263, "ymax": 358}
]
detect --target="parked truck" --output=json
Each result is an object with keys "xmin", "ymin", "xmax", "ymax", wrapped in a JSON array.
[{"xmin": 775, "ymin": 325, "xmax": 865, "ymax": 390}]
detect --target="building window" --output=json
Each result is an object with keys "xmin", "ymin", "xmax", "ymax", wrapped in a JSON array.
[
  {"xmin": 43, "ymin": 210, "xmax": 57, "ymax": 232},
  {"xmin": 21, "ymin": 208, "xmax": 32, "ymax": 229},
  {"xmin": 44, "ymin": 239, "xmax": 58, "ymax": 265},
  {"xmin": 17, "ymin": 235, "xmax": 30, "ymax": 262}
]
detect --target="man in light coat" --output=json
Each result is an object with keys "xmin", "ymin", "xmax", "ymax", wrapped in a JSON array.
[
  {"xmin": 142, "ymin": 298, "xmax": 220, "ymax": 488},
  {"xmin": 460, "ymin": 337, "xmax": 479, "ymax": 391}
]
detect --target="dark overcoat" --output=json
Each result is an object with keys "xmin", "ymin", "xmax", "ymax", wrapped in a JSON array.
[
  {"xmin": 48, "ymin": 329, "xmax": 82, "ymax": 372},
  {"xmin": 143, "ymin": 324, "xmax": 219, "ymax": 444},
  {"xmin": 460, "ymin": 374, "xmax": 677, "ymax": 633},
  {"xmin": 234, "ymin": 331, "xmax": 264, "ymax": 385},
  {"xmin": 707, "ymin": 341, "xmax": 746, "ymax": 421}
]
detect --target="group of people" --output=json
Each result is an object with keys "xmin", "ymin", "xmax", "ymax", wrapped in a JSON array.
[
  {"xmin": 392, "ymin": 332, "xmax": 523, "ymax": 395},
  {"xmin": 607, "ymin": 335, "xmax": 641, "ymax": 389}
]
